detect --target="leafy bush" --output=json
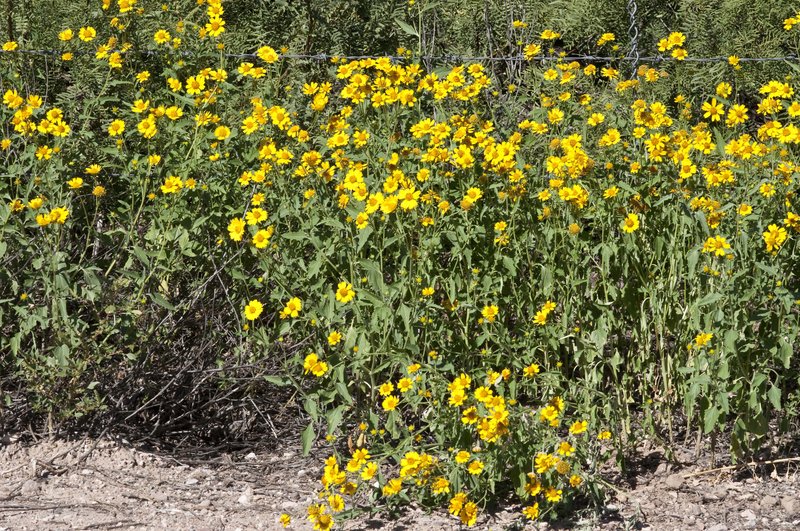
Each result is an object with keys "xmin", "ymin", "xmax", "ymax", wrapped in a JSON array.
[{"xmin": 1, "ymin": 1, "xmax": 800, "ymax": 528}]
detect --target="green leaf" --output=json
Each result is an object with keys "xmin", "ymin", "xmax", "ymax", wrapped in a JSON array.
[
  {"xmin": 304, "ymin": 396, "xmax": 319, "ymax": 422},
  {"xmin": 780, "ymin": 340, "xmax": 792, "ymax": 369},
  {"xmin": 502, "ymin": 255, "xmax": 516, "ymax": 275},
  {"xmin": 150, "ymin": 292, "xmax": 177, "ymax": 312},
  {"xmin": 767, "ymin": 385, "xmax": 781, "ymax": 411},
  {"xmin": 703, "ymin": 405, "xmax": 720, "ymax": 434},
  {"xmin": 132, "ymin": 246, "xmax": 150, "ymax": 267},
  {"xmin": 395, "ymin": 18, "xmax": 419, "ymax": 37},
  {"xmin": 336, "ymin": 382, "xmax": 353, "ymax": 404},
  {"xmin": 264, "ymin": 375, "xmax": 291, "ymax": 387},
  {"xmin": 695, "ymin": 292, "xmax": 723, "ymax": 308},
  {"xmin": 281, "ymin": 231, "xmax": 308, "ymax": 241},
  {"xmin": 301, "ymin": 422, "xmax": 315, "ymax": 456},
  {"xmin": 687, "ymin": 250, "xmax": 699, "ymax": 280},
  {"xmin": 326, "ymin": 405, "xmax": 346, "ymax": 435}
]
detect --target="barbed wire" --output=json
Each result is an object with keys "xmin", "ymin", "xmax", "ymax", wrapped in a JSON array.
[{"xmin": 1, "ymin": 48, "xmax": 799, "ymax": 64}]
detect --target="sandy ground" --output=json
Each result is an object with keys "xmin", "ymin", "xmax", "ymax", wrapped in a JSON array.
[{"xmin": 1, "ymin": 437, "xmax": 799, "ymax": 530}]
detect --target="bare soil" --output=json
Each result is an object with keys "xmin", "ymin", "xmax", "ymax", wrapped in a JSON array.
[{"xmin": 1, "ymin": 436, "xmax": 799, "ymax": 530}]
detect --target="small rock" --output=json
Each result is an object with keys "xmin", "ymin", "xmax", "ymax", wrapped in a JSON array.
[
  {"xmin": 685, "ymin": 503, "xmax": 701, "ymax": 516},
  {"xmin": 244, "ymin": 452, "xmax": 257, "ymax": 461},
  {"xmin": 280, "ymin": 501, "xmax": 300, "ymax": 511},
  {"xmin": 665, "ymin": 473, "xmax": 684, "ymax": 490},
  {"xmin": 782, "ymin": 496, "xmax": 798, "ymax": 515},
  {"xmin": 20, "ymin": 480, "xmax": 40, "ymax": 496},
  {"xmin": 198, "ymin": 499, "xmax": 211, "ymax": 508},
  {"xmin": 238, "ymin": 486, "xmax": 253, "ymax": 505},
  {"xmin": 80, "ymin": 469, "xmax": 94, "ymax": 476},
  {"xmin": 740, "ymin": 509, "xmax": 757, "ymax": 521},
  {"xmin": 707, "ymin": 524, "xmax": 728, "ymax": 531},
  {"xmin": 703, "ymin": 487, "xmax": 728, "ymax": 503},
  {"xmin": 185, "ymin": 478, "xmax": 199, "ymax": 486},
  {"xmin": 189, "ymin": 468, "xmax": 210, "ymax": 479},
  {"xmin": 655, "ymin": 462, "xmax": 669, "ymax": 475},
  {"xmin": 761, "ymin": 495, "xmax": 778, "ymax": 508}
]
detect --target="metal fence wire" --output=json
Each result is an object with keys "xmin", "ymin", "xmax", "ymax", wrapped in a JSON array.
[{"xmin": 1, "ymin": 48, "xmax": 798, "ymax": 64}]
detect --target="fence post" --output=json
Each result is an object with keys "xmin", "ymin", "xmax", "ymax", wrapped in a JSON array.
[{"xmin": 626, "ymin": 0, "xmax": 640, "ymax": 78}]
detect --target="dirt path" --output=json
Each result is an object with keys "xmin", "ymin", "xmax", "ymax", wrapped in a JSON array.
[{"xmin": 1, "ymin": 437, "xmax": 799, "ymax": 530}]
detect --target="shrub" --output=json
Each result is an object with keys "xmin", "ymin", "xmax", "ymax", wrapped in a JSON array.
[{"xmin": 1, "ymin": 1, "xmax": 799, "ymax": 528}]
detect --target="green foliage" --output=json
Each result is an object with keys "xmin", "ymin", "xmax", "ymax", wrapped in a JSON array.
[{"xmin": 1, "ymin": 0, "xmax": 800, "ymax": 526}]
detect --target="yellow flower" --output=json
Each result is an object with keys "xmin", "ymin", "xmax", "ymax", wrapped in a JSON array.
[
  {"xmin": 160, "ymin": 176, "xmax": 183, "ymax": 194},
  {"xmin": 67, "ymin": 177, "xmax": 84, "ymax": 189},
  {"xmin": 303, "ymin": 353, "xmax": 329, "ymax": 377},
  {"xmin": 279, "ymin": 514, "xmax": 291, "ymax": 528},
  {"xmin": 569, "ymin": 420, "xmax": 588, "ymax": 435},
  {"xmin": 205, "ymin": 16, "xmax": 226, "ymax": 38},
  {"xmin": 431, "ymin": 477, "xmax": 450, "ymax": 495},
  {"xmin": 557, "ymin": 441, "xmax": 575, "ymax": 456},
  {"xmin": 382, "ymin": 395, "xmax": 399, "ymax": 411},
  {"xmin": 280, "ymin": 297, "xmax": 302, "ymax": 319},
  {"xmin": 523, "ymin": 363, "xmax": 540, "ymax": 377},
  {"xmin": 257, "ymin": 45, "xmax": 279, "ymax": 64},
  {"xmin": 763, "ymin": 224, "xmax": 788, "ymax": 253},
  {"xmin": 692, "ymin": 332, "xmax": 714, "ymax": 348},
  {"xmin": 227, "ymin": 218, "xmax": 245, "ymax": 241},
  {"xmin": 481, "ymin": 304, "xmax": 499, "ymax": 323},
  {"xmin": 701, "ymin": 98, "xmax": 724, "ymax": 122},
  {"xmin": 522, "ymin": 503, "xmax": 540, "ymax": 520},
  {"xmin": 702, "ymin": 235, "xmax": 732, "ymax": 257},
  {"xmin": 108, "ymin": 52, "xmax": 123, "ymax": 69},
  {"xmin": 244, "ymin": 299, "xmax": 263, "ymax": 320},
  {"xmin": 467, "ymin": 460, "xmax": 484, "ymax": 475},
  {"xmin": 327, "ymin": 330, "xmax": 342, "ymax": 346},
  {"xmin": 108, "ymin": 119, "xmax": 125, "ymax": 136},
  {"xmin": 214, "ymin": 125, "xmax": 231, "ymax": 140},
  {"xmin": 544, "ymin": 486, "xmax": 562, "ymax": 502},
  {"xmin": 92, "ymin": 186, "xmax": 106, "ymax": 197},
  {"xmin": 335, "ymin": 281, "xmax": 355, "ymax": 303},
  {"xmin": 154, "ymin": 29, "xmax": 171, "ymax": 45},
  {"xmin": 622, "ymin": 213, "xmax": 640, "ymax": 233},
  {"xmin": 78, "ymin": 26, "xmax": 97, "ymax": 41},
  {"xmin": 2, "ymin": 41, "xmax": 18, "ymax": 51},
  {"xmin": 252, "ymin": 227, "xmax": 274, "ymax": 249}
]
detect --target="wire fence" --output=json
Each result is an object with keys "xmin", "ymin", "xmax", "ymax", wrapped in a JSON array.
[{"xmin": 1, "ymin": 48, "xmax": 799, "ymax": 64}]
